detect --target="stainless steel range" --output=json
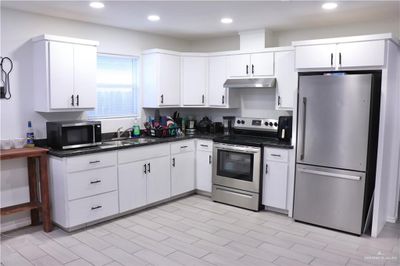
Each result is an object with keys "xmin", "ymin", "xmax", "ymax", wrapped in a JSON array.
[{"xmin": 212, "ymin": 117, "xmax": 280, "ymax": 211}]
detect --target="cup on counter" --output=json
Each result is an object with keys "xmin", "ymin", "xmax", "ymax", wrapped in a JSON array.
[
  {"xmin": 1, "ymin": 139, "xmax": 13, "ymax": 150},
  {"xmin": 13, "ymin": 138, "xmax": 26, "ymax": 149}
]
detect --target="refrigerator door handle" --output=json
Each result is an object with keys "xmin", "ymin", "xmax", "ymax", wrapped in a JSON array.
[
  {"xmin": 300, "ymin": 97, "xmax": 307, "ymax": 160},
  {"xmin": 298, "ymin": 168, "xmax": 361, "ymax": 181}
]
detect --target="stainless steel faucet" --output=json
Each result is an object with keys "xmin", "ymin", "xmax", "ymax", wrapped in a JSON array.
[{"xmin": 113, "ymin": 127, "xmax": 130, "ymax": 140}]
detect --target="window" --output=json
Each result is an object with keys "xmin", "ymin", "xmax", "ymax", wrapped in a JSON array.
[{"xmin": 88, "ymin": 54, "xmax": 138, "ymax": 118}]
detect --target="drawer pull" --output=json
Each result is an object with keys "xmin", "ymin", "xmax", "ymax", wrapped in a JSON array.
[
  {"xmin": 90, "ymin": 180, "xmax": 101, "ymax": 184},
  {"xmin": 180, "ymin": 145, "xmax": 188, "ymax": 149},
  {"xmin": 200, "ymin": 144, "xmax": 208, "ymax": 147},
  {"xmin": 89, "ymin": 160, "xmax": 100, "ymax": 164},
  {"xmin": 91, "ymin": 205, "xmax": 102, "ymax": 210},
  {"xmin": 270, "ymin": 154, "xmax": 281, "ymax": 157}
]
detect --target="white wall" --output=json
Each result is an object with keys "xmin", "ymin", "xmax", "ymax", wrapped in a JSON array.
[
  {"xmin": 189, "ymin": 17, "xmax": 400, "ymax": 51},
  {"xmin": 0, "ymin": 8, "xmax": 191, "ymax": 231}
]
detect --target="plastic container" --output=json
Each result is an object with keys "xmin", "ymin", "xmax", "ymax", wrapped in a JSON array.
[
  {"xmin": 132, "ymin": 118, "xmax": 141, "ymax": 138},
  {"xmin": 26, "ymin": 121, "xmax": 35, "ymax": 147}
]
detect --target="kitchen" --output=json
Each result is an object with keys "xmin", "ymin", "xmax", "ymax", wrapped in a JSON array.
[{"xmin": 1, "ymin": 1, "xmax": 400, "ymax": 266}]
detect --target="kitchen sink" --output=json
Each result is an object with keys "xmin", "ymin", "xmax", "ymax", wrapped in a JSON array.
[{"xmin": 101, "ymin": 138, "xmax": 158, "ymax": 147}]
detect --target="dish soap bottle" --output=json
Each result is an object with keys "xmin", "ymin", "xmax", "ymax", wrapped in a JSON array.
[
  {"xmin": 132, "ymin": 118, "xmax": 141, "ymax": 138},
  {"xmin": 26, "ymin": 121, "xmax": 35, "ymax": 147}
]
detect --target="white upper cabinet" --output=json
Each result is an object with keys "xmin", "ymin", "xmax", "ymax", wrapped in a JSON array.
[
  {"xmin": 227, "ymin": 54, "xmax": 250, "ymax": 77},
  {"xmin": 182, "ymin": 56, "xmax": 207, "ymax": 106},
  {"xmin": 251, "ymin": 52, "xmax": 274, "ymax": 76},
  {"xmin": 142, "ymin": 52, "xmax": 181, "ymax": 107},
  {"xmin": 227, "ymin": 52, "xmax": 274, "ymax": 78},
  {"xmin": 275, "ymin": 51, "xmax": 297, "ymax": 110},
  {"xmin": 33, "ymin": 35, "xmax": 98, "ymax": 112},
  {"xmin": 295, "ymin": 39, "xmax": 386, "ymax": 70},
  {"xmin": 73, "ymin": 44, "xmax": 97, "ymax": 109},
  {"xmin": 295, "ymin": 44, "xmax": 337, "ymax": 69},
  {"xmin": 208, "ymin": 56, "xmax": 227, "ymax": 106},
  {"xmin": 336, "ymin": 40, "xmax": 385, "ymax": 68}
]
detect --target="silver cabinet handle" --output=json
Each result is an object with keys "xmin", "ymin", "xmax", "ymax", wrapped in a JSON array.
[
  {"xmin": 278, "ymin": 96, "xmax": 281, "ymax": 106},
  {"xmin": 147, "ymin": 163, "xmax": 151, "ymax": 173},
  {"xmin": 202, "ymin": 95, "xmax": 205, "ymax": 104},
  {"xmin": 91, "ymin": 205, "xmax": 102, "ymax": 210},
  {"xmin": 172, "ymin": 158, "xmax": 175, "ymax": 167},
  {"xmin": 160, "ymin": 94, "xmax": 164, "ymax": 104},
  {"xmin": 180, "ymin": 145, "xmax": 188, "ymax": 149},
  {"xmin": 265, "ymin": 163, "xmax": 268, "ymax": 174},
  {"xmin": 270, "ymin": 154, "xmax": 281, "ymax": 157},
  {"xmin": 89, "ymin": 160, "xmax": 100, "ymax": 164},
  {"xmin": 300, "ymin": 97, "xmax": 307, "ymax": 160},
  {"xmin": 209, "ymin": 155, "xmax": 212, "ymax": 164},
  {"xmin": 71, "ymin": 95, "xmax": 74, "ymax": 106},
  {"xmin": 76, "ymin": 94, "xmax": 79, "ymax": 106},
  {"xmin": 222, "ymin": 95, "xmax": 225, "ymax": 104},
  {"xmin": 144, "ymin": 164, "xmax": 147, "ymax": 174},
  {"xmin": 330, "ymin": 53, "xmax": 333, "ymax": 66},
  {"xmin": 90, "ymin": 180, "xmax": 101, "ymax": 184},
  {"xmin": 298, "ymin": 168, "xmax": 361, "ymax": 181},
  {"xmin": 200, "ymin": 144, "xmax": 208, "ymax": 147}
]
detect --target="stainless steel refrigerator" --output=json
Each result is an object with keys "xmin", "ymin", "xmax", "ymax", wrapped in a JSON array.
[{"xmin": 294, "ymin": 72, "xmax": 381, "ymax": 235}]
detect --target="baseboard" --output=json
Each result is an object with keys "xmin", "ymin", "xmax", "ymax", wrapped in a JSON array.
[
  {"xmin": 386, "ymin": 216, "xmax": 398, "ymax": 223},
  {"xmin": 0, "ymin": 217, "xmax": 31, "ymax": 233}
]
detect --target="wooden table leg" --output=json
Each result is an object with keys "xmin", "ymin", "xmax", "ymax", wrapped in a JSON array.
[
  {"xmin": 28, "ymin": 157, "xmax": 39, "ymax": 225},
  {"xmin": 39, "ymin": 154, "xmax": 52, "ymax": 232}
]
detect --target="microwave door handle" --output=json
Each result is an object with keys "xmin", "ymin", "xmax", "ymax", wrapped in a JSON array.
[{"xmin": 92, "ymin": 124, "xmax": 96, "ymax": 144}]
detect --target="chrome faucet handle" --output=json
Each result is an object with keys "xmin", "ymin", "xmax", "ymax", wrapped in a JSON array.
[{"xmin": 116, "ymin": 127, "xmax": 124, "ymax": 138}]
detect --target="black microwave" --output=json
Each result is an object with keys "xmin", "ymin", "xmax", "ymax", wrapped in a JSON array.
[{"xmin": 46, "ymin": 121, "xmax": 102, "ymax": 150}]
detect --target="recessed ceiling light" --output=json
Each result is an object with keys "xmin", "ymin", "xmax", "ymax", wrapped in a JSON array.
[
  {"xmin": 148, "ymin": 15, "xmax": 160, "ymax": 22},
  {"xmin": 89, "ymin": 2, "xmax": 104, "ymax": 9},
  {"xmin": 221, "ymin": 17, "xmax": 233, "ymax": 24},
  {"xmin": 322, "ymin": 2, "xmax": 338, "ymax": 10}
]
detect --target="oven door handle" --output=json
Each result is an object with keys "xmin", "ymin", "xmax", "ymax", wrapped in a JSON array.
[{"xmin": 215, "ymin": 147, "xmax": 260, "ymax": 154}]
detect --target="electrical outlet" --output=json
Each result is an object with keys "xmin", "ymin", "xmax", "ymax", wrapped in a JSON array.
[{"xmin": 0, "ymin": 86, "xmax": 5, "ymax": 99}]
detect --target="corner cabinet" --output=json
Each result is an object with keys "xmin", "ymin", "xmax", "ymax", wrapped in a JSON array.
[
  {"xmin": 142, "ymin": 51, "xmax": 181, "ymax": 107},
  {"xmin": 294, "ymin": 40, "xmax": 386, "ymax": 70},
  {"xmin": 182, "ymin": 56, "xmax": 208, "ymax": 106},
  {"xmin": 32, "ymin": 35, "xmax": 98, "ymax": 112}
]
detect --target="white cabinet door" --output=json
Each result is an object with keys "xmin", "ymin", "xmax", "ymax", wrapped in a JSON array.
[
  {"xmin": 263, "ymin": 160, "xmax": 288, "ymax": 209},
  {"xmin": 251, "ymin": 52, "xmax": 274, "ymax": 76},
  {"xmin": 182, "ymin": 56, "xmax": 207, "ymax": 106},
  {"xmin": 118, "ymin": 160, "xmax": 147, "ymax": 213},
  {"xmin": 159, "ymin": 54, "xmax": 180, "ymax": 106},
  {"xmin": 208, "ymin": 56, "xmax": 227, "ymax": 106},
  {"xmin": 295, "ymin": 44, "xmax": 336, "ymax": 69},
  {"xmin": 171, "ymin": 152, "xmax": 195, "ymax": 196},
  {"xmin": 48, "ymin": 42, "xmax": 74, "ymax": 109},
  {"xmin": 337, "ymin": 40, "xmax": 385, "ymax": 68},
  {"xmin": 196, "ymin": 150, "xmax": 212, "ymax": 193},
  {"xmin": 275, "ymin": 51, "xmax": 297, "ymax": 110},
  {"xmin": 227, "ymin": 54, "xmax": 250, "ymax": 77},
  {"xmin": 147, "ymin": 156, "xmax": 171, "ymax": 204},
  {"xmin": 73, "ymin": 44, "xmax": 97, "ymax": 109}
]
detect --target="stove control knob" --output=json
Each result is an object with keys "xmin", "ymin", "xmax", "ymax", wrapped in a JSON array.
[
  {"xmin": 241, "ymin": 120, "xmax": 245, "ymax": 124},
  {"xmin": 264, "ymin": 122, "xmax": 269, "ymax": 126},
  {"xmin": 274, "ymin": 122, "xmax": 278, "ymax": 127},
  {"xmin": 237, "ymin": 120, "xmax": 241, "ymax": 124},
  {"xmin": 269, "ymin": 122, "xmax": 273, "ymax": 126}
]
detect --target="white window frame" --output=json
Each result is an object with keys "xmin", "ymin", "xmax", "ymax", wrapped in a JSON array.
[{"xmin": 88, "ymin": 53, "xmax": 140, "ymax": 119}]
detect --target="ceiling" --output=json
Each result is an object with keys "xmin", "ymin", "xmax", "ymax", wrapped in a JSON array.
[{"xmin": 2, "ymin": 1, "xmax": 399, "ymax": 40}]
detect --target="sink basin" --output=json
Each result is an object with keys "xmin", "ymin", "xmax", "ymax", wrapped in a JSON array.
[{"xmin": 101, "ymin": 138, "xmax": 157, "ymax": 147}]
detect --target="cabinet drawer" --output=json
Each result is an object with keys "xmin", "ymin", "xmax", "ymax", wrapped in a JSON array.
[
  {"xmin": 68, "ymin": 191, "xmax": 118, "ymax": 227},
  {"xmin": 66, "ymin": 152, "xmax": 116, "ymax": 173},
  {"xmin": 171, "ymin": 140, "xmax": 195, "ymax": 154},
  {"xmin": 118, "ymin": 143, "xmax": 170, "ymax": 164},
  {"xmin": 67, "ymin": 166, "xmax": 117, "ymax": 200},
  {"xmin": 197, "ymin": 140, "xmax": 213, "ymax": 152},
  {"xmin": 264, "ymin": 148, "xmax": 289, "ymax": 162}
]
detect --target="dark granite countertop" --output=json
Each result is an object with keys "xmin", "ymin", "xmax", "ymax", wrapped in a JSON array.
[{"xmin": 47, "ymin": 133, "xmax": 293, "ymax": 158}]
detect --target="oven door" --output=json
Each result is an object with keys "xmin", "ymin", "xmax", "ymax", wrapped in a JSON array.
[
  {"xmin": 213, "ymin": 143, "xmax": 261, "ymax": 193},
  {"xmin": 61, "ymin": 124, "xmax": 97, "ymax": 149}
]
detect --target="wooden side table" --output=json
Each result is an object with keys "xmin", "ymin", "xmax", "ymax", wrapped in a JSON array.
[{"xmin": 0, "ymin": 147, "xmax": 53, "ymax": 232}]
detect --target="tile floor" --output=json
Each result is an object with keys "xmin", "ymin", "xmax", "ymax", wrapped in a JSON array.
[{"xmin": 1, "ymin": 195, "xmax": 399, "ymax": 266}]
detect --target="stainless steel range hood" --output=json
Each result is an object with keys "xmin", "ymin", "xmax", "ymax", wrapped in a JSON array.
[{"xmin": 223, "ymin": 78, "xmax": 276, "ymax": 89}]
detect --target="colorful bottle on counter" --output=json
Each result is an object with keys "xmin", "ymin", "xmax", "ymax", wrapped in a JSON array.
[
  {"xmin": 132, "ymin": 118, "xmax": 141, "ymax": 138},
  {"xmin": 26, "ymin": 121, "xmax": 35, "ymax": 147}
]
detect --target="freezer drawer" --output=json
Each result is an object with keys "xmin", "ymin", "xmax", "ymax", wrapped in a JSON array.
[{"xmin": 294, "ymin": 164, "xmax": 365, "ymax": 235}]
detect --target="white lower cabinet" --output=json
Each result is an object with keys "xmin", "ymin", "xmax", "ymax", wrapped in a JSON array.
[
  {"xmin": 196, "ymin": 140, "xmax": 213, "ymax": 193},
  {"xmin": 262, "ymin": 148, "xmax": 289, "ymax": 210},
  {"xmin": 171, "ymin": 141, "xmax": 196, "ymax": 196},
  {"xmin": 147, "ymin": 156, "xmax": 171, "ymax": 203}
]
